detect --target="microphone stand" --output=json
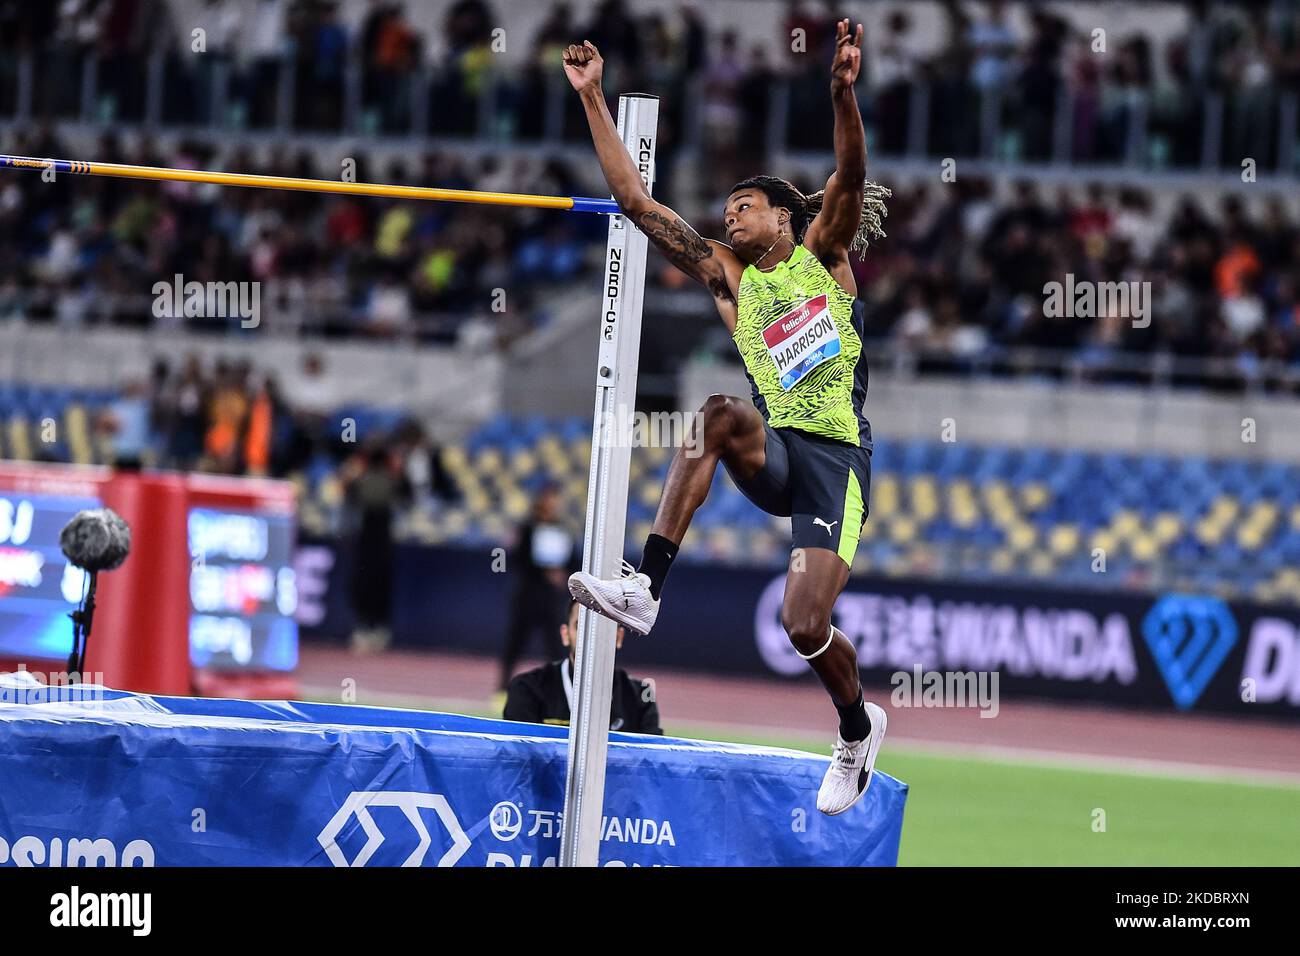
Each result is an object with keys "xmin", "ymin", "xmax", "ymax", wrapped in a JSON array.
[{"xmin": 66, "ymin": 570, "xmax": 99, "ymax": 679}]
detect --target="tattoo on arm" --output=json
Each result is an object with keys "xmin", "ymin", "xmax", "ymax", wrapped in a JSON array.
[
  {"xmin": 706, "ymin": 274, "xmax": 735, "ymax": 303},
  {"xmin": 633, "ymin": 209, "xmax": 735, "ymax": 302},
  {"xmin": 635, "ymin": 209, "xmax": 711, "ymax": 263}
]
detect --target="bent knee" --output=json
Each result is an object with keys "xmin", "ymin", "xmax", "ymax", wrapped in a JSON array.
[
  {"xmin": 698, "ymin": 393, "xmax": 747, "ymax": 425},
  {"xmin": 781, "ymin": 606, "xmax": 832, "ymax": 656},
  {"xmin": 696, "ymin": 394, "xmax": 749, "ymax": 450}
]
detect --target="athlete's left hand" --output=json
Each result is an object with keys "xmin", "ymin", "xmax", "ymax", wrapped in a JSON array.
[{"xmin": 830, "ymin": 19, "xmax": 864, "ymax": 91}]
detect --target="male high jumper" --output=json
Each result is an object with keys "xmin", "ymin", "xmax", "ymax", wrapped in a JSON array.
[{"xmin": 563, "ymin": 20, "xmax": 890, "ymax": 815}]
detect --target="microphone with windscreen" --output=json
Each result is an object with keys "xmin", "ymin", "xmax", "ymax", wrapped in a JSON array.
[
  {"xmin": 60, "ymin": 508, "xmax": 131, "ymax": 572},
  {"xmin": 60, "ymin": 508, "xmax": 132, "ymax": 676}
]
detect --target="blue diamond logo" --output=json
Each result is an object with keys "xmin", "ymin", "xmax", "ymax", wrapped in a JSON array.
[{"xmin": 1142, "ymin": 594, "xmax": 1238, "ymax": 709}]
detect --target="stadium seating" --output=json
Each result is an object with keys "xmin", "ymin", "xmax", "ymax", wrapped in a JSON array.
[
  {"xmin": 5, "ymin": 389, "xmax": 1299, "ymax": 606},
  {"xmin": 435, "ymin": 414, "xmax": 1300, "ymax": 607}
]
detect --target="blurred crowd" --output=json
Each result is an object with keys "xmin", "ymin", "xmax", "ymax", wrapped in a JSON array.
[
  {"xmin": 105, "ymin": 352, "xmax": 308, "ymax": 474},
  {"xmin": 0, "ymin": 127, "xmax": 602, "ymax": 342},
  {"xmin": 849, "ymin": 176, "xmax": 1300, "ymax": 386},
  {"xmin": 6, "ymin": 124, "xmax": 1299, "ymax": 388},
  {"xmin": 864, "ymin": 0, "xmax": 1300, "ymax": 169},
  {"xmin": 100, "ymin": 350, "xmax": 457, "ymax": 509},
  {"xmin": 1, "ymin": 0, "xmax": 1300, "ymax": 384},
  {"xmin": 3, "ymin": 1, "xmax": 1299, "ymax": 170}
]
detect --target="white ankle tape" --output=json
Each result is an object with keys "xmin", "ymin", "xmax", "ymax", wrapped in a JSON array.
[{"xmin": 796, "ymin": 624, "xmax": 835, "ymax": 661}]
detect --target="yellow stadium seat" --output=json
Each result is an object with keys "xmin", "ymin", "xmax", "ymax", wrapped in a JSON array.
[
  {"xmin": 1008, "ymin": 522, "xmax": 1037, "ymax": 552},
  {"xmin": 509, "ymin": 449, "xmax": 536, "ymax": 475},
  {"xmin": 1131, "ymin": 535, "xmax": 1159, "ymax": 562},
  {"xmin": 503, "ymin": 488, "xmax": 530, "ymax": 520},
  {"xmin": 7, "ymin": 416, "xmax": 32, "ymax": 461},
  {"xmin": 1090, "ymin": 530, "xmax": 1117, "ymax": 556},
  {"xmin": 1111, "ymin": 510, "xmax": 1140, "ymax": 537},
  {"xmin": 1020, "ymin": 482, "xmax": 1050, "ymax": 511},
  {"xmin": 874, "ymin": 474, "xmax": 899, "ymax": 517},
  {"xmin": 989, "ymin": 548, "xmax": 1015, "ymax": 573},
  {"xmin": 1028, "ymin": 552, "xmax": 1056, "ymax": 577},
  {"xmin": 1048, "ymin": 523, "xmax": 1080, "ymax": 555},
  {"xmin": 65, "ymin": 405, "xmax": 93, "ymax": 465},
  {"xmin": 910, "ymin": 476, "xmax": 940, "ymax": 521},
  {"xmin": 1151, "ymin": 512, "xmax": 1182, "ymax": 544},
  {"xmin": 888, "ymin": 516, "xmax": 917, "ymax": 544}
]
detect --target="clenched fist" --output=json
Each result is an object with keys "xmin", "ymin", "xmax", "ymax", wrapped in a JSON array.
[{"xmin": 563, "ymin": 40, "xmax": 603, "ymax": 94}]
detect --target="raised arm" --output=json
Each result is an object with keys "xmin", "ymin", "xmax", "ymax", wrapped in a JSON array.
[
  {"xmin": 563, "ymin": 42, "xmax": 737, "ymax": 309},
  {"xmin": 803, "ymin": 20, "xmax": 868, "ymax": 268}
]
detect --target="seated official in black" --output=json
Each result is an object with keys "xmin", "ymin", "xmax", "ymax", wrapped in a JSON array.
[{"xmin": 504, "ymin": 600, "xmax": 662, "ymax": 734}]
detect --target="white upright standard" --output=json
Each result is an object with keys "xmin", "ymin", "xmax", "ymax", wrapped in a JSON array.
[{"xmin": 559, "ymin": 93, "xmax": 659, "ymax": 868}]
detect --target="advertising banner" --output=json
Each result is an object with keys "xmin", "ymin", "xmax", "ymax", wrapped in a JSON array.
[
  {"xmin": 0, "ymin": 684, "xmax": 907, "ymax": 867},
  {"xmin": 303, "ymin": 543, "xmax": 1300, "ymax": 720}
]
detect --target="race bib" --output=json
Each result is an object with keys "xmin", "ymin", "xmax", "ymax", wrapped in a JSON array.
[{"xmin": 761, "ymin": 294, "xmax": 841, "ymax": 391}]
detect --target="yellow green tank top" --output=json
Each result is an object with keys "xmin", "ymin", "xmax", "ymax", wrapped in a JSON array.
[{"xmin": 733, "ymin": 244, "xmax": 871, "ymax": 448}]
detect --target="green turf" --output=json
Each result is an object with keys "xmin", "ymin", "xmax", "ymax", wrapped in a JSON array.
[{"xmin": 668, "ymin": 722, "xmax": 1300, "ymax": 866}]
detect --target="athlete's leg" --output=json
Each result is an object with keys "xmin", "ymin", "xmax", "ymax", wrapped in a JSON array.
[
  {"xmin": 780, "ymin": 546, "xmax": 861, "ymax": 707},
  {"xmin": 786, "ymin": 548, "xmax": 888, "ymax": 815},
  {"xmin": 632, "ymin": 394, "xmax": 774, "ymax": 604},
  {"xmin": 779, "ymin": 436, "xmax": 886, "ymax": 814},
  {"xmin": 568, "ymin": 394, "xmax": 777, "ymax": 633},
  {"xmin": 649, "ymin": 393, "xmax": 768, "ymax": 543}
]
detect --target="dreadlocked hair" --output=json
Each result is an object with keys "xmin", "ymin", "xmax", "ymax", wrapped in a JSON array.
[{"xmin": 729, "ymin": 175, "xmax": 892, "ymax": 258}]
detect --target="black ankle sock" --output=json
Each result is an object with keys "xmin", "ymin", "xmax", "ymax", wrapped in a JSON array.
[
  {"xmin": 835, "ymin": 687, "xmax": 871, "ymax": 742},
  {"xmin": 637, "ymin": 533, "xmax": 679, "ymax": 600}
]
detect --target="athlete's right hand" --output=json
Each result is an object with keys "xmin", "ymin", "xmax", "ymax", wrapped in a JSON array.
[{"xmin": 563, "ymin": 41, "xmax": 603, "ymax": 93}]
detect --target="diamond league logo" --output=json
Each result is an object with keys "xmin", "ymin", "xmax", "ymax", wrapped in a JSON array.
[
  {"xmin": 317, "ymin": 792, "xmax": 471, "ymax": 867},
  {"xmin": 1141, "ymin": 594, "xmax": 1238, "ymax": 709}
]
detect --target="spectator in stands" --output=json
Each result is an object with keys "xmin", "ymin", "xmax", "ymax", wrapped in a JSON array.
[
  {"xmin": 872, "ymin": 9, "xmax": 920, "ymax": 155},
  {"xmin": 145, "ymin": 357, "xmax": 172, "ymax": 452},
  {"xmin": 163, "ymin": 355, "xmax": 209, "ymax": 470},
  {"xmin": 203, "ymin": 359, "xmax": 251, "ymax": 473},
  {"xmin": 968, "ymin": 0, "xmax": 1018, "ymax": 92},
  {"xmin": 245, "ymin": 0, "xmax": 290, "ymax": 127},
  {"xmin": 191, "ymin": 0, "xmax": 242, "ymax": 124},
  {"xmin": 582, "ymin": 0, "xmax": 641, "ymax": 77},
  {"xmin": 394, "ymin": 420, "xmax": 458, "ymax": 513},
  {"xmin": 341, "ymin": 442, "xmax": 410, "ymax": 654},
  {"xmin": 98, "ymin": 379, "xmax": 152, "ymax": 471},
  {"xmin": 435, "ymin": 0, "xmax": 495, "ymax": 134},
  {"xmin": 497, "ymin": 483, "xmax": 578, "ymax": 690},
  {"xmin": 504, "ymin": 599, "xmax": 661, "ymax": 734},
  {"xmin": 293, "ymin": 0, "xmax": 350, "ymax": 130},
  {"xmin": 362, "ymin": 1, "xmax": 422, "ymax": 132},
  {"xmin": 242, "ymin": 373, "xmax": 275, "ymax": 477}
]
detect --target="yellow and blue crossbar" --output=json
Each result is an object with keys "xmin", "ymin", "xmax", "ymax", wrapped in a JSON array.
[{"xmin": 0, "ymin": 154, "xmax": 622, "ymax": 215}]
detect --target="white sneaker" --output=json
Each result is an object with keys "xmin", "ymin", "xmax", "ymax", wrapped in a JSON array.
[
  {"xmin": 817, "ymin": 701, "xmax": 888, "ymax": 815},
  {"xmin": 568, "ymin": 560, "xmax": 660, "ymax": 636}
]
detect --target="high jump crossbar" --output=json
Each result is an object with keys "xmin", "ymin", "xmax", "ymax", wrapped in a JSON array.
[
  {"xmin": 2, "ymin": 98, "xmax": 656, "ymax": 868},
  {"xmin": 0, "ymin": 154, "xmax": 622, "ymax": 215}
]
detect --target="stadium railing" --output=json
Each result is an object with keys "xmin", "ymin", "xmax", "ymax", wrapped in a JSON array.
[{"xmin": 3, "ymin": 48, "xmax": 1297, "ymax": 181}]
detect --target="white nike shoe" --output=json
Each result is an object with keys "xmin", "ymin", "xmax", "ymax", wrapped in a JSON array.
[
  {"xmin": 568, "ymin": 560, "xmax": 661, "ymax": 636},
  {"xmin": 816, "ymin": 701, "xmax": 888, "ymax": 815}
]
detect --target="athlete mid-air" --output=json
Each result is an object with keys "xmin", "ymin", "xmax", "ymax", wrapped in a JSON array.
[{"xmin": 563, "ymin": 21, "xmax": 891, "ymax": 815}]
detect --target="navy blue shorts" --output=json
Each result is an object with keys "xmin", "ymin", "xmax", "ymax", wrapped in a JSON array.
[{"xmin": 722, "ymin": 424, "xmax": 871, "ymax": 566}]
